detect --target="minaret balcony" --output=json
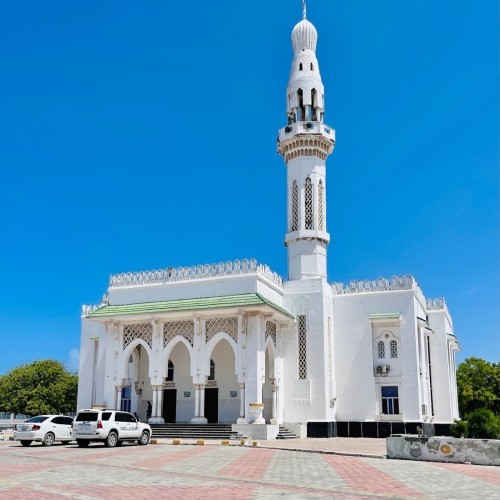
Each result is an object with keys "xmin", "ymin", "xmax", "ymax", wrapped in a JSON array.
[{"xmin": 278, "ymin": 121, "xmax": 335, "ymax": 143}]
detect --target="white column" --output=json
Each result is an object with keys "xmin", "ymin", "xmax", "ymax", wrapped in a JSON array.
[
  {"xmin": 194, "ymin": 385, "xmax": 200, "ymax": 418},
  {"xmin": 200, "ymin": 384, "xmax": 206, "ymax": 418},
  {"xmin": 156, "ymin": 386, "xmax": 163, "ymax": 418},
  {"xmin": 151, "ymin": 389, "xmax": 158, "ymax": 419},
  {"xmin": 116, "ymin": 385, "xmax": 122, "ymax": 410}
]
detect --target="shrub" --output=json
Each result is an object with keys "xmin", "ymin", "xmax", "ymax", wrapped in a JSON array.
[
  {"xmin": 466, "ymin": 408, "xmax": 500, "ymax": 439},
  {"xmin": 450, "ymin": 419, "xmax": 468, "ymax": 438}
]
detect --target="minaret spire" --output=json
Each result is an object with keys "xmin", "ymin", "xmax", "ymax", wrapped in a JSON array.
[{"xmin": 302, "ymin": 0, "xmax": 307, "ymax": 19}]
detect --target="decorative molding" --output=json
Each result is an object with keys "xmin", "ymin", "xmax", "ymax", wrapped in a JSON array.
[
  {"xmin": 107, "ymin": 258, "xmax": 283, "ymax": 289},
  {"xmin": 123, "ymin": 323, "xmax": 153, "ymax": 350},
  {"xmin": 265, "ymin": 321, "xmax": 277, "ymax": 348},
  {"xmin": 278, "ymin": 135, "xmax": 333, "ymax": 162}
]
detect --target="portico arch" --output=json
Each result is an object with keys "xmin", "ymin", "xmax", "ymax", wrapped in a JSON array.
[{"xmin": 263, "ymin": 337, "xmax": 277, "ymax": 422}]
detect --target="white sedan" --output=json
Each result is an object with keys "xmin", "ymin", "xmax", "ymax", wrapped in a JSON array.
[{"xmin": 14, "ymin": 415, "xmax": 74, "ymax": 447}]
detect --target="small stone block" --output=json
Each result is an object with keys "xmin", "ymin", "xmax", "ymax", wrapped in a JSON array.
[
  {"xmin": 173, "ymin": 439, "xmax": 182, "ymax": 445},
  {"xmin": 196, "ymin": 439, "xmax": 205, "ymax": 446},
  {"xmin": 252, "ymin": 441, "xmax": 260, "ymax": 447},
  {"xmin": 240, "ymin": 439, "xmax": 248, "ymax": 446},
  {"xmin": 221, "ymin": 440, "xmax": 230, "ymax": 446},
  {"xmin": 150, "ymin": 438, "xmax": 158, "ymax": 444}
]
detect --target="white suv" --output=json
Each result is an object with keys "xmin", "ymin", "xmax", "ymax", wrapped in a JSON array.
[{"xmin": 72, "ymin": 409, "xmax": 151, "ymax": 448}]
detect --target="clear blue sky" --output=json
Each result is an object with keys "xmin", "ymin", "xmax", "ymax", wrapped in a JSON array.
[{"xmin": 0, "ymin": 0, "xmax": 498, "ymax": 374}]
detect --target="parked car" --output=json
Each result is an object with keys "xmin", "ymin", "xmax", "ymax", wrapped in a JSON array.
[
  {"xmin": 72, "ymin": 409, "xmax": 151, "ymax": 448},
  {"xmin": 14, "ymin": 415, "xmax": 74, "ymax": 447}
]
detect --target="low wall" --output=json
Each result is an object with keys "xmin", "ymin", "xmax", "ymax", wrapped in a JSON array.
[
  {"xmin": 387, "ymin": 436, "xmax": 500, "ymax": 466},
  {"xmin": 232, "ymin": 424, "xmax": 279, "ymax": 440}
]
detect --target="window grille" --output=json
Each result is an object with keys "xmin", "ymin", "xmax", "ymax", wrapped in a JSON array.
[
  {"xmin": 377, "ymin": 341, "xmax": 385, "ymax": 359},
  {"xmin": 123, "ymin": 323, "xmax": 152, "ymax": 350},
  {"xmin": 390, "ymin": 340, "xmax": 398, "ymax": 358},
  {"xmin": 291, "ymin": 181, "xmax": 299, "ymax": 231},
  {"xmin": 265, "ymin": 321, "xmax": 277, "ymax": 347},
  {"xmin": 166, "ymin": 360, "xmax": 174, "ymax": 381},
  {"xmin": 381, "ymin": 386, "xmax": 399, "ymax": 414},
  {"xmin": 208, "ymin": 359, "xmax": 215, "ymax": 380},
  {"xmin": 305, "ymin": 178, "xmax": 313, "ymax": 230},
  {"xmin": 298, "ymin": 315, "xmax": 307, "ymax": 379},
  {"xmin": 206, "ymin": 317, "xmax": 238, "ymax": 342},
  {"xmin": 318, "ymin": 180, "xmax": 324, "ymax": 231},
  {"xmin": 164, "ymin": 320, "xmax": 194, "ymax": 348}
]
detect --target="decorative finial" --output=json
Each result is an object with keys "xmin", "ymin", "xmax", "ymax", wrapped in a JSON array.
[{"xmin": 303, "ymin": 0, "xmax": 307, "ymax": 19}]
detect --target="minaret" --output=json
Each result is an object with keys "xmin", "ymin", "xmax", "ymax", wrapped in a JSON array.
[{"xmin": 278, "ymin": 6, "xmax": 335, "ymax": 281}]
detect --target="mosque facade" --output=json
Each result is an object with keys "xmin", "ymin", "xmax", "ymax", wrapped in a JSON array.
[{"xmin": 78, "ymin": 9, "xmax": 459, "ymax": 438}]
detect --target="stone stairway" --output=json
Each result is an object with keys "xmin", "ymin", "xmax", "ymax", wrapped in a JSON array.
[
  {"xmin": 150, "ymin": 423, "xmax": 238, "ymax": 440},
  {"xmin": 276, "ymin": 425, "xmax": 299, "ymax": 439}
]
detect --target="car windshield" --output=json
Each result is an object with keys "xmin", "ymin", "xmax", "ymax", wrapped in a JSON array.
[
  {"xmin": 25, "ymin": 416, "xmax": 48, "ymax": 423},
  {"xmin": 75, "ymin": 412, "xmax": 98, "ymax": 422}
]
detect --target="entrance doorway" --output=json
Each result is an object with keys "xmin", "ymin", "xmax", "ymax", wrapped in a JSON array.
[
  {"xmin": 204, "ymin": 388, "xmax": 218, "ymax": 423},
  {"xmin": 163, "ymin": 389, "xmax": 177, "ymax": 423}
]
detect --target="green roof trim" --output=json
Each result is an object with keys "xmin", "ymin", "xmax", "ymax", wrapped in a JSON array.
[
  {"xmin": 369, "ymin": 312, "xmax": 401, "ymax": 320},
  {"xmin": 86, "ymin": 293, "xmax": 294, "ymax": 319}
]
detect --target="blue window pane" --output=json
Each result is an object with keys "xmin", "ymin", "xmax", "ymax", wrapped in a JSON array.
[{"xmin": 382, "ymin": 386, "xmax": 398, "ymax": 398}]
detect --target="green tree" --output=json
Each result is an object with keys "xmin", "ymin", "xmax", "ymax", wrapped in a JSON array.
[
  {"xmin": 456, "ymin": 357, "xmax": 500, "ymax": 416},
  {"xmin": 0, "ymin": 360, "xmax": 77, "ymax": 415}
]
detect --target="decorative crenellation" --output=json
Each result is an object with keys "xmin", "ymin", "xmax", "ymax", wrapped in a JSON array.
[
  {"xmin": 108, "ymin": 258, "xmax": 283, "ymax": 289},
  {"xmin": 163, "ymin": 320, "xmax": 194, "ymax": 347},
  {"xmin": 206, "ymin": 317, "xmax": 238, "ymax": 343},
  {"xmin": 426, "ymin": 298, "xmax": 447, "ymax": 311},
  {"xmin": 333, "ymin": 275, "xmax": 445, "ymax": 313},
  {"xmin": 278, "ymin": 136, "xmax": 333, "ymax": 162}
]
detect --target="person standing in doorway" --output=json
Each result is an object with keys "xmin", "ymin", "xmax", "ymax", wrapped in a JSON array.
[{"xmin": 146, "ymin": 401, "xmax": 152, "ymax": 420}]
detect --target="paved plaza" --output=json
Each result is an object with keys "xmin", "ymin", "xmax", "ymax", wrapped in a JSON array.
[{"xmin": 0, "ymin": 439, "xmax": 498, "ymax": 499}]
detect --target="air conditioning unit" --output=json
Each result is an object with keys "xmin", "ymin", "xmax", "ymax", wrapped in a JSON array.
[
  {"xmin": 376, "ymin": 365, "xmax": 384, "ymax": 373},
  {"xmin": 376, "ymin": 365, "xmax": 390, "ymax": 375}
]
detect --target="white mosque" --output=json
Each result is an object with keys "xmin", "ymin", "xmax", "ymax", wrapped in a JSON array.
[{"xmin": 78, "ymin": 5, "xmax": 460, "ymax": 439}]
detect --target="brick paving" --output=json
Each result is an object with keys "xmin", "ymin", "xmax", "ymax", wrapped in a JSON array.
[{"xmin": 0, "ymin": 440, "xmax": 498, "ymax": 499}]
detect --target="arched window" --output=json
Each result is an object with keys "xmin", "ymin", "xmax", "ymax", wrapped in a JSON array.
[
  {"xmin": 208, "ymin": 359, "xmax": 215, "ymax": 380},
  {"xmin": 318, "ymin": 180, "xmax": 324, "ymax": 230},
  {"xmin": 166, "ymin": 360, "xmax": 174, "ymax": 381},
  {"xmin": 310, "ymin": 62, "xmax": 314, "ymax": 71},
  {"xmin": 377, "ymin": 341, "xmax": 385, "ymax": 359},
  {"xmin": 390, "ymin": 340, "xmax": 398, "ymax": 358},
  {"xmin": 291, "ymin": 181, "xmax": 299, "ymax": 231},
  {"xmin": 311, "ymin": 88, "xmax": 317, "ymax": 120},
  {"xmin": 297, "ymin": 88, "xmax": 305, "ymax": 121},
  {"xmin": 299, "ymin": 63, "xmax": 303, "ymax": 71},
  {"xmin": 305, "ymin": 177, "xmax": 313, "ymax": 230}
]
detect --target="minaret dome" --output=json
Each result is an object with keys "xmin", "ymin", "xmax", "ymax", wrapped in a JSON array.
[{"xmin": 292, "ymin": 19, "xmax": 318, "ymax": 53}]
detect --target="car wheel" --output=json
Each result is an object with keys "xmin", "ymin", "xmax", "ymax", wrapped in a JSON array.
[
  {"xmin": 105, "ymin": 431, "xmax": 118, "ymax": 448},
  {"xmin": 77, "ymin": 439, "xmax": 90, "ymax": 448},
  {"xmin": 138, "ymin": 431, "xmax": 150, "ymax": 446},
  {"xmin": 20, "ymin": 440, "xmax": 32, "ymax": 447},
  {"xmin": 42, "ymin": 432, "xmax": 55, "ymax": 447}
]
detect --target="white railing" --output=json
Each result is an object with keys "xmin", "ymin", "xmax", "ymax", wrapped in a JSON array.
[{"xmin": 108, "ymin": 258, "xmax": 284, "ymax": 289}]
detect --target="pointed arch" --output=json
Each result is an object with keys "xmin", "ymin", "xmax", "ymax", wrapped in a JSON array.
[
  {"xmin": 304, "ymin": 177, "xmax": 314, "ymax": 229},
  {"xmin": 205, "ymin": 332, "xmax": 238, "ymax": 377},
  {"xmin": 318, "ymin": 179, "xmax": 324, "ymax": 231},
  {"xmin": 291, "ymin": 180, "xmax": 299, "ymax": 231},
  {"xmin": 121, "ymin": 338, "xmax": 152, "ymax": 380},
  {"xmin": 164, "ymin": 335, "xmax": 194, "ymax": 377}
]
